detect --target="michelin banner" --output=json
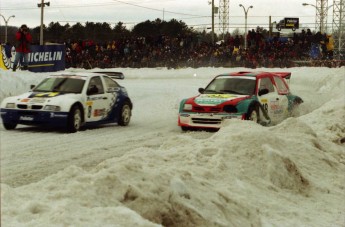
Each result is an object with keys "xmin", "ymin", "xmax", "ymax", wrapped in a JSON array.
[{"xmin": 0, "ymin": 44, "xmax": 65, "ymax": 72}]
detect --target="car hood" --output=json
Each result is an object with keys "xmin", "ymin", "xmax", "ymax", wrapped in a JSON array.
[
  {"xmin": 193, "ymin": 94, "xmax": 249, "ymax": 106},
  {"xmin": 3, "ymin": 91, "xmax": 82, "ymax": 105}
]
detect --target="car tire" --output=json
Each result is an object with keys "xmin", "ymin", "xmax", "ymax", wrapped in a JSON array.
[
  {"xmin": 67, "ymin": 105, "xmax": 82, "ymax": 133},
  {"xmin": 118, "ymin": 102, "xmax": 131, "ymax": 126},
  {"xmin": 246, "ymin": 106, "xmax": 260, "ymax": 123},
  {"xmin": 181, "ymin": 126, "xmax": 190, "ymax": 131},
  {"xmin": 289, "ymin": 98, "xmax": 303, "ymax": 117},
  {"xmin": 290, "ymin": 102, "xmax": 301, "ymax": 117},
  {"xmin": 3, "ymin": 122, "xmax": 17, "ymax": 130}
]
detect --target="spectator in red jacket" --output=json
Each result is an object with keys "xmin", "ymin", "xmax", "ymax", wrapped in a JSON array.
[{"xmin": 13, "ymin": 24, "xmax": 32, "ymax": 71}]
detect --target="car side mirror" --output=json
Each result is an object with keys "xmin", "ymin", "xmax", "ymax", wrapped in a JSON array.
[
  {"xmin": 258, "ymin": 88, "xmax": 269, "ymax": 96},
  {"xmin": 87, "ymin": 85, "xmax": 99, "ymax": 95},
  {"xmin": 198, "ymin": 88, "xmax": 205, "ymax": 94}
]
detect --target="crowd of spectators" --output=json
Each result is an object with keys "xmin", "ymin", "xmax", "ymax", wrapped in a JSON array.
[{"xmin": 63, "ymin": 29, "xmax": 342, "ymax": 69}]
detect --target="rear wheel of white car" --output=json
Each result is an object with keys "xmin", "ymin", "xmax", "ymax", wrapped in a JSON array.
[
  {"xmin": 246, "ymin": 106, "xmax": 259, "ymax": 123},
  {"xmin": 118, "ymin": 102, "xmax": 131, "ymax": 126},
  {"xmin": 3, "ymin": 122, "xmax": 17, "ymax": 130},
  {"xmin": 67, "ymin": 105, "xmax": 82, "ymax": 133}
]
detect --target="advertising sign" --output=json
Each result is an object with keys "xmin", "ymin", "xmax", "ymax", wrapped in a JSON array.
[
  {"xmin": 276, "ymin": 18, "xmax": 299, "ymax": 31},
  {"xmin": 0, "ymin": 44, "xmax": 66, "ymax": 72}
]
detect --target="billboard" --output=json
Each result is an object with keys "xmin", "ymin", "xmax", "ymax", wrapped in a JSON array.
[
  {"xmin": 276, "ymin": 18, "xmax": 299, "ymax": 31},
  {"xmin": 0, "ymin": 44, "xmax": 65, "ymax": 72}
]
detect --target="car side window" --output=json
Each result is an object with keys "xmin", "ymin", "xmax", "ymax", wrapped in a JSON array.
[
  {"xmin": 273, "ymin": 76, "xmax": 289, "ymax": 94},
  {"xmin": 259, "ymin": 77, "xmax": 275, "ymax": 93},
  {"xmin": 88, "ymin": 76, "xmax": 104, "ymax": 95},
  {"xmin": 103, "ymin": 76, "xmax": 120, "ymax": 91}
]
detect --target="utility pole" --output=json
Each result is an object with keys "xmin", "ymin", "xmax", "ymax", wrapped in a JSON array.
[
  {"xmin": 37, "ymin": 0, "xmax": 50, "ymax": 45},
  {"xmin": 212, "ymin": 0, "xmax": 215, "ymax": 44}
]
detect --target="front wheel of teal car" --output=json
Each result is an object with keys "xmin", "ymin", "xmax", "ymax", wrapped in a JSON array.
[
  {"xmin": 118, "ymin": 102, "xmax": 131, "ymax": 126},
  {"xmin": 246, "ymin": 106, "xmax": 260, "ymax": 123},
  {"xmin": 67, "ymin": 105, "xmax": 82, "ymax": 133},
  {"xmin": 290, "ymin": 98, "xmax": 303, "ymax": 117},
  {"xmin": 3, "ymin": 122, "xmax": 17, "ymax": 130}
]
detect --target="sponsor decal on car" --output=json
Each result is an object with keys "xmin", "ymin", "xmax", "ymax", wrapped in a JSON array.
[
  {"xmin": 86, "ymin": 101, "xmax": 93, "ymax": 106},
  {"xmin": 30, "ymin": 98, "xmax": 46, "ymax": 103},
  {"xmin": 19, "ymin": 116, "xmax": 34, "ymax": 121},
  {"xmin": 29, "ymin": 92, "xmax": 62, "ymax": 98},
  {"xmin": 94, "ymin": 108, "xmax": 106, "ymax": 117},
  {"xmin": 205, "ymin": 94, "xmax": 237, "ymax": 98},
  {"xmin": 50, "ymin": 113, "xmax": 68, "ymax": 118},
  {"xmin": 195, "ymin": 94, "xmax": 241, "ymax": 105},
  {"xmin": 20, "ymin": 98, "xmax": 30, "ymax": 102}
]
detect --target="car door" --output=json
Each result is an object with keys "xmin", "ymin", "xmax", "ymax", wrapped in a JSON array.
[
  {"xmin": 85, "ymin": 76, "xmax": 113, "ymax": 122},
  {"xmin": 273, "ymin": 76, "xmax": 290, "ymax": 119},
  {"xmin": 257, "ymin": 76, "xmax": 286, "ymax": 124},
  {"xmin": 102, "ymin": 76, "xmax": 120, "ymax": 117}
]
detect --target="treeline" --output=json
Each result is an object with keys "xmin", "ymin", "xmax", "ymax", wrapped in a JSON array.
[{"xmin": 2, "ymin": 18, "xmax": 231, "ymax": 45}]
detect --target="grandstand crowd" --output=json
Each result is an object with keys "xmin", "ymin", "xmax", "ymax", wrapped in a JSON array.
[
  {"xmin": 2, "ymin": 28, "xmax": 343, "ymax": 69},
  {"xmin": 64, "ymin": 29, "xmax": 343, "ymax": 69}
]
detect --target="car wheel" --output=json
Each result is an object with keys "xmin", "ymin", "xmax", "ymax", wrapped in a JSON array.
[
  {"xmin": 3, "ymin": 122, "xmax": 17, "ymax": 130},
  {"xmin": 290, "ymin": 102, "xmax": 301, "ymax": 117},
  {"xmin": 246, "ymin": 106, "xmax": 260, "ymax": 123},
  {"xmin": 67, "ymin": 105, "xmax": 82, "ymax": 133},
  {"xmin": 118, "ymin": 102, "xmax": 131, "ymax": 126},
  {"xmin": 181, "ymin": 126, "xmax": 190, "ymax": 131}
]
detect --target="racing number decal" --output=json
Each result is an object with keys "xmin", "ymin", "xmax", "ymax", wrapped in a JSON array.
[
  {"xmin": 88, "ymin": 106, "xmax": 92, "ymax": 118},
  {"xmin": 260, "ymin": 99, "xmax": 268, "ymax": 112},
  {"xmin": 86, "ymin": 101, "xmax": 93, "ymax": 118}
]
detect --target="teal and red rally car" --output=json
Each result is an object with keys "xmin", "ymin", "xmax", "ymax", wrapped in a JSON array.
[{"xmin": 178, "ymin": 71, "xmax": 303, "ymax": 131}]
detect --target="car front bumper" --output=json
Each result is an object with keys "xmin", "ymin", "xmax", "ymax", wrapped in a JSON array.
[
  {"xmin": 1, "ymin": 109, "xmax": 69, "ymax": 127},
  {"xmin": 178, "ymin": 112, "xmax": 244, "ymax": 129}
]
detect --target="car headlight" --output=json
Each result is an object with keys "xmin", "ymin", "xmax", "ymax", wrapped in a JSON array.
[
  {"xmin": 5, "ymin": 103, "xmax": 15, "ymax": 108},
  {"xmin": 183, "ymin": 104, "xmax": 193, "ymax": 111},
  {"xmin": 44, "ymin": 105, "xmax": 61, "ymax": 111}
]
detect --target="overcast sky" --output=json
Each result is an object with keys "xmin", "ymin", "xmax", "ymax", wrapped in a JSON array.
[{"xmin": 0, "ymin": 0, "xmax": 334, "ymax": 33}]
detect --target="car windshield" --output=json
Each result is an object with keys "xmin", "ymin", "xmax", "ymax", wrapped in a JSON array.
[
  {"xmin": 33, "ymin": 77, "xmax": 85, "ymax": 94},
  {"xmin": 204, "ymin": 77, "xmax": 256, "ymax": 95}
]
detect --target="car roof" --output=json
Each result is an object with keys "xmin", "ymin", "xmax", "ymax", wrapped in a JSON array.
[
  {"xmin": 218, "ymin": 71, "xmax": 291, "ymax": 79},
  {"xmin": 48, "ymin": 71, "xmax": 107, "ymax": 78}
]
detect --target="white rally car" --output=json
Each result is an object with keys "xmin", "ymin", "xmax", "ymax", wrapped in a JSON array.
[{"xmin": 0, "ymin": 71, "xmax": 132, "ymax": 132}]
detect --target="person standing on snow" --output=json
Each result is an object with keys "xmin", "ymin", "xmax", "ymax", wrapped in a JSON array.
[{"xmin": 13, "ymin": 24, "xmax": 32, "ymax": 71}]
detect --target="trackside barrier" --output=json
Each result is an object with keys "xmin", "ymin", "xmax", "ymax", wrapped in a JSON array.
[{"xmin": 0, "ymin": 44, "xmax": 66, "ymax": 72}]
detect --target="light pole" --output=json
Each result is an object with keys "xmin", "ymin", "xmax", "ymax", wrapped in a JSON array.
[
  {"xmin": 0, "ymin": 14, "xmax": 15, "ymax": 43},
  {"xmin": 239, "ymin": 4, "xmax": 253, "ymax": 50},
  {"xmin": 302, "ymin": 2, "xmax": 333, "ymax": 33}
]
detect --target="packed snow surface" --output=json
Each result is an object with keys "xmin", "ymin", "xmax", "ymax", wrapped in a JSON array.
[{"xmin": 1, "ymin": 67, "xmax": 344, "ymax": 227}]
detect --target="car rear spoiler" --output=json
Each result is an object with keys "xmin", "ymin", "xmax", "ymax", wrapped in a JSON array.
[
  {"xmin": 94, "ymin": 71, "xmax": 125, "ymax": 80},
  {"xmin": 274, "ymin": 72, "xmax": 291, "ymax": 79}
]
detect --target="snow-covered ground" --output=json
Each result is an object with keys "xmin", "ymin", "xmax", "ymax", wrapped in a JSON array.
[{"xmin": 1, "ymin": 67, "xmax": 344, "ymax": 227}]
